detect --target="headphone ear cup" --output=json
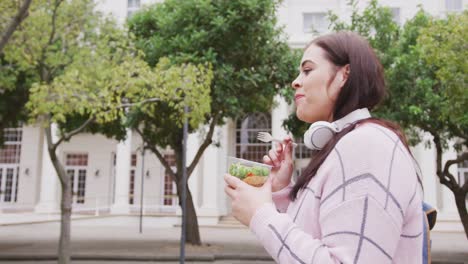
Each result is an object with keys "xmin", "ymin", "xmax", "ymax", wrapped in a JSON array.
[{"xmin": 304, "ymin": 121, "xmax": 337, "ymax": 150}]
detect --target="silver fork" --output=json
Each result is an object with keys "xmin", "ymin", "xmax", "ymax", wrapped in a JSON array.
[{"xmin": 257, "ymin": 132, "xmax": 298, "ymax": 147}]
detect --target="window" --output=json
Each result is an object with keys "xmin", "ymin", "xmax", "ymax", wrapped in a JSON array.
[
  {"xmin": 129, "ymin": 154, "xmax": 137, "ymax": 204},
  {"xmin": 128, "ymin": 0, "xmax": 140, "ymax": 8},
  {"xmin": 3, "ymin": 168, "xmax": 18, "ymax": 202},
  {"xmin": 303, "ymin": 13, "xmax": 329, "ymax": 33},
  {"xmin": 66, "ymin": 153, "xmax": 88, "ymax": 204},
  {"xmin": 0, "ymin": 129, "xmax": 22, "ymax": 164},
  {"xmin": 0, "ymin": 128, "xmax": 22, "ymax": 203},
  {"xmin": 446, "ymin": 0, "xmax": 463, "ymax": 12},
  {"xmin": 236, "ymin": 113, "xmax": 272, "ymax": 163},
  {"xmin": 66, "ymin": 154, "xmax": 88, "ymax": 166},
  {"xmin": 391, "ymin": 8, "xmax": 401, "ymax": 25},
  {"xmin": 163, "ymin": 154, "xmax": 177, "ymax": 206},
  {"xmin": 127, "ymin": 0, "xmax": 141, "ymax": 18}
]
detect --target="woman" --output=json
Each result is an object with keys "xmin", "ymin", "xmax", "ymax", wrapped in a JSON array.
[{"xmin": 224, "ymin": 31, "xmax": 424, "ymax": 263}]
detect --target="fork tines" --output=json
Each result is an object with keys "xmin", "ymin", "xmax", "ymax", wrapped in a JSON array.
[{"xmin": 256, "ymin": 132, "xmax": 270, "ymax": 143}]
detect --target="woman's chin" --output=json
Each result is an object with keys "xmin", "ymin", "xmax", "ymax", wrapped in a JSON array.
[
  {"xmin": 296, "ymin": 108, "xmax": 320, "ymax": 124},
  {"xmin": 295, "ymin": 109, "xmax": 311, "ymax": 123}
]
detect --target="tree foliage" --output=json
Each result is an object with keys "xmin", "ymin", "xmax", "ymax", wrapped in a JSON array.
[
  {"xmin": 129, "ymin": 0, "xmax": 297, "ymax": 120},
  {"xmin": 0, "ymin": 0, "xmax": 33, "ymax": 52},
  {"xmin": 3, "ymin": 0, "xmax": 213, "ymax": 262},
  {"xmin": 417, "ymin": 10, "xmax": 467, "ymax": 148},
  {"xmin": 0, "ymin": 55, "xmax": 34, "ymax": 144},
  {"xmin": 0, "ymin": 0, "xmax": 34, "ymax": 144},
  {"xmin": 128, "ymin": 0, "xmax": 298, "ymax": 244}
]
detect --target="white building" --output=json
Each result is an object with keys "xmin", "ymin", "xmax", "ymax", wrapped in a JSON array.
[{"xmin": 0, "ymin": 0, "xmax": 465, "ymax": 232}]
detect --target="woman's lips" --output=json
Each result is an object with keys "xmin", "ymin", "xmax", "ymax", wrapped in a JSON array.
[{"xmin": 294, "ymin": 95, "xmax": 305, "ymax": 103}]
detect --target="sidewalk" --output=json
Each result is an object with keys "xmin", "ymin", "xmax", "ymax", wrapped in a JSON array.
[{"xmin": 0, "ymin": 215, "xmax": 466, "ymax": 263}]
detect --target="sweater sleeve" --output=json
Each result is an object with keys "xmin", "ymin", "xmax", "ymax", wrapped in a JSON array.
[
  {"xmin": 250, "ymin": 197, "xmax": 402, "ymax": 263},
  {"xmin": 271, "ymin": 183, "xmax": 293, "ymax": 213}
]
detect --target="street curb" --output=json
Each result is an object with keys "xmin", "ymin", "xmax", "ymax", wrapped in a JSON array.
[
  {"xmin": 0, "ymin": 254, "xmax": 274, "ymax": 262},
  {"xmin": 0, "ymin": 253, "xmax": 466, "ymax": 263}
]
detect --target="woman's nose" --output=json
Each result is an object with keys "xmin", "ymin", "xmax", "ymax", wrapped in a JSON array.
[{"xmin": 291, "ymin": 78, "xmax": 301, "ymax": 89}]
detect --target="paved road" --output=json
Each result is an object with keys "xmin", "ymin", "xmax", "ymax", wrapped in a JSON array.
[{"xmin": 0, "ymin": 221, "xmax": 466, "ymax": 263}]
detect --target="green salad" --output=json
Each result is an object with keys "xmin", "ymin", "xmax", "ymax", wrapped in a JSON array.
[{"xmin": 228, "ymin": 162, "xmax": 270, "ymax": 179}]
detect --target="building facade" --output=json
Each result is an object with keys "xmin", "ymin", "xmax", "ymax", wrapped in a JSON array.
[{"xmin": 0, "ymin": 0, "xmax": 465, "ymax": 232}]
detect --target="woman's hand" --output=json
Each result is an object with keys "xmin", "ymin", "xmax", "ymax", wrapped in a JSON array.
[
  {"xmin": 263, "ymin": 136, "xmax": 294, "ymax": 192},
  {"xmin": 224, "ymin": 174, "xmax": 273, "ymax": 226}
]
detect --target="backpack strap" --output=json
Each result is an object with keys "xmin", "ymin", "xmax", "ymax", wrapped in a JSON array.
[
  {"xmin": 422, "ymin": 202, "xmax": 437, "ymax": 264},
  {"xmin": 423, "ymin": 202, "xmax": 437, "ymax": 230}
]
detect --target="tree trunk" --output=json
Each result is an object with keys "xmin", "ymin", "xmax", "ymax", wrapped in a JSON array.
[
  {"xmin": 184, "ymin": 186, "xmax": 201, "ymax": 245},
  {"xmin": 58, "ymin": 178, "xmax": 72, "ymax": 263},
  {"xmin": 454, "ymin": 190, "xmax": 468, "ymax": 239},
  {"xmin": 137, "ymin": 115, "xmax": 221, "ymax": 247},
  {"xmin": 176, "ymin": 181, "xmax": 201, "ymax": 245},
  {"xmin": 45, "ymin": 126, "xmax": 72, "ymax": 264},
  {"xmin": 433, "ymin": 135, "xmax": 468, "ymax": 238}
]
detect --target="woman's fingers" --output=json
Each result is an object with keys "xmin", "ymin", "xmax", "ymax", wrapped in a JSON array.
[
  {"xmin": 263, "ymin": 155, "xmax": 273, "ymax": 165},
  {"xmin": 268, "ymin": 148, "xmax": 281, "ymax": 167},
  {"xmin": 224, "ymin": 185, "xmax": 236, "ymax": 199},
  {"xmin": 224, "ymin": 174, "xmax": 244, "ymax": 189},
  {"xmin": 282, "ymin": 136, "xmax": 294, "ymax": 162},
  {"xmin": 264, "ymin": 136, "xmax": 294, "ymax": 167},
  {"xmin": 275, "ymin": 142, "xmax": 283, "ymax": 154}
]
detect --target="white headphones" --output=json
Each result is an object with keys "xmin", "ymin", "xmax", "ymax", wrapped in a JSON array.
[{"xmin": 303, "ymin": 108, "xmax": 371, "ymax": 150}]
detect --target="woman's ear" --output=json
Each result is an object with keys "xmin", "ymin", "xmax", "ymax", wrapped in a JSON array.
[
  {"xmin": 328, "ymin": 64, "xmax": 351, "ymax": 102},
  {"xmin": 340, "ymin": 64, "xmax": 350, "ymax": 86}
]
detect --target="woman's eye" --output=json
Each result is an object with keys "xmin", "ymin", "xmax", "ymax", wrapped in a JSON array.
[{"xmin": 303, "ymin": 69, "xmax": 312, "ymax": 75}]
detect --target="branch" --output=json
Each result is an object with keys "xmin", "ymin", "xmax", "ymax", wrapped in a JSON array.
[
  {"xmin": 0, "ymin": 0, "xmax": 32, "ymax": 52},
  {"xmin": 443, "ymin": 152, "xmax": 468, "ymax": 192},
  {"xmin": 119, "ymin": 97, "xmax": 161, "ymax": 108},
  {"xmin": 462, "ymin": 180, "xmax": 468, "ymax": 194},
  {"xmin": 135, "ymin": 127, "xmax": 177, "ymax": 182},
  {"xmin": 53, "ymin": 116, "xmax": 96, "ymax": 151},
  {"xmin": 444, "ymin": 152, "xmax": 468, "ymax": 175},
  {"xmin": 44, "ymin": 125, "xmax": 65, "ymax": 185},
  {"xmin": 52, "ymin": 97, "xmax": 161, "ymax": 150},
  {"xmin": 432, "ymin": 134, "xmax": 454, "ymax": 189},
  {"xmin": 187, "ymin": 112, "xmax": 221, "ymax": 177},
  {"xmin": 47, "ymin": 0, "xmax": 63, "ymax": 46},
  {"xmin": 38, "ymin": 0, "xmax": 63, "ymax": 82}
]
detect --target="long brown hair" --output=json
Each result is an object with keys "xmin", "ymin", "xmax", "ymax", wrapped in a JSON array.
[{"xmin": 290, "ymin": 32, "xmax": 417, "ymax": 200}]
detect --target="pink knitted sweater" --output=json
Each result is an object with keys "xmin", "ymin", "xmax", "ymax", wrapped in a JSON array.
[{"xmin": 250, "ymin": 123, "xmax": 424, "ymax": 263}]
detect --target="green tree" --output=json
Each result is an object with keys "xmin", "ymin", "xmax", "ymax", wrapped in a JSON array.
[
  {"xmin": 0, "ymin": 56, "xmax": 34, "ymax": 144},
  {"xmin": 4, "ymin": 0, "xmax": 213, "ymax": 262},
  {"xmin": 128, "ymin": 0, "xmax": 298, "ymax": 244},
  {"xmin": 409, "ymin": 11, "xmax": 467, "ymax": 237},
  {"xmin": 380, "ymin": 9, "xmax": 468, "ymax": 237},
  {"xmin": 0, "ymin": 0, "xmax": 35, "ymax": 144}
]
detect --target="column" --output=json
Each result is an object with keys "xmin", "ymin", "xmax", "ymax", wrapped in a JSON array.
[
  {"xmin": 186, "ymin": 132, "xmax": 200, "ymax": 210},
  {"xmin": 220, "ymin": 120, "xmax": 236, "ymax": 216},
  {"xmin": 111, "ymin": 129, "xmax": 132, "ymax": 214},
  {"xmin": 271, "ymin": 95, "xmax": 290, "ymax": 142},
  {"xmin": 200, "ymin": 124, "xmax": 227, "ymax": 216},
  {"xmin": 411, "ymin": 132, "xmax": 439, "ymax": 209},
  {"xmin": 200, "ymin": 127, "xmax": 221, "ymax": 215},
  {"xmin": 35, "ymin": 124, "xmax": 60, "ymax": 213}
]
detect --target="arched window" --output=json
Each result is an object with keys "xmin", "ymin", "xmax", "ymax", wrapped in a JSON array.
[{"xmin": 235, "ymin": 113, "xmax": 271, "ymax": 163}]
